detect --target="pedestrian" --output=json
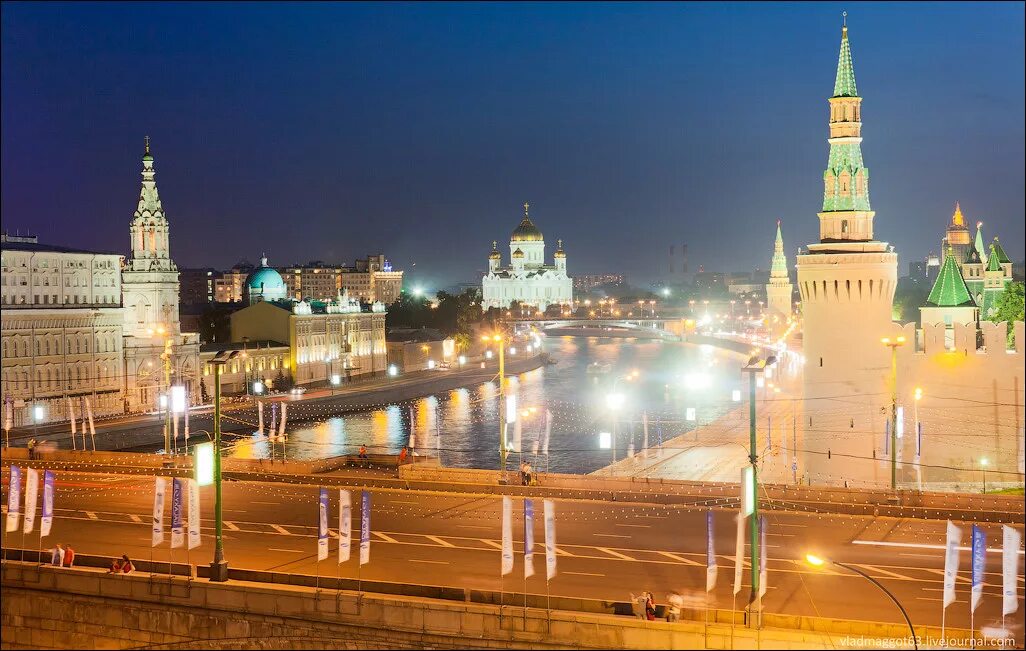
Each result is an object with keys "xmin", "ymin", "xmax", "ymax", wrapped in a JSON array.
[
  {"xmin": 63, "ymin": 545, "xmax": 76, "ymax": 568},
  {"xmin": 398, "ymin": 446, "xmax": 409, "ymax": 465},
  {"xmin": 50, "ymin": 543, "xmax": 65, "ymax": 566},
  {"xmin": 27, "ymin": 438, "xmax": 36, "ymax": 460},
  {"xmin": 524, "ymin": 461, "xmax": 534, "ymax": 486},
  {"xmin": 519, "ymin": 460, "xmax": 528, "ymax": 485},
  {"xmin": 120, "ymin": 555, "xmax": 134, "ymax": 574},
  {"xmin": 666, "ymin": 593, "xmax": 683, "ymax": 622},
  {"xmin": 645, "ymin": 592, "xmax": 657, "ymax": 621},
  {"xmin": 107, "ymin": 558, "xmax": 123, "ymax": 574},
  {"xmin": 358, "ymin": 445, "xmax": 368, "ymax": 459},
  {"xmin": 629, "ymin": 592, "xmax": 647, "ymax": 620}
]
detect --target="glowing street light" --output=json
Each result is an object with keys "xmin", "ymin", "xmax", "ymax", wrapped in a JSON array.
[{"xmin": 881, "ymin": 335, "xmax": 907, "ymax": 491}]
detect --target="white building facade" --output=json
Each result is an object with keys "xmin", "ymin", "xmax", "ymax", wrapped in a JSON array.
[{"xmin": 482, "ymin": 204, "xmax": 572, "ymax": 312}]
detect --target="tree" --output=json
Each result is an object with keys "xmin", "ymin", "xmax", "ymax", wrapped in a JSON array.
[
  {"xmin": 200, "ymin": 378, "xmax": 210, "ymax": 404},
  {"xmin": 990, "ymin": 281, "xmax": 1024, "ymax": 346}
]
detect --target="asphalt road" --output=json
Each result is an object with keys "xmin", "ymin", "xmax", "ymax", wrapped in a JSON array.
[{"xmin": 1, "ymin": 469, "xmax": 1022, "ymax": 643}]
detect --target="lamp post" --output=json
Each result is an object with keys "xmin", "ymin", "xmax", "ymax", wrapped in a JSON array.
[
  {"xmin": 741, "ymin": 354, "xmax": 776, "ymax": 625},
  {"xmin": 147, "ymin": 325, "xmax": 174, "ymax": 458},
  {"xmin": 979, "ymin": 457, "xmax": 989, "ymax": 494},
  {"xmin": 805, "ymin": 554, "xmax": 918, "ymax": 650},
  {"xmin": 208, "ymin": 349, "xmax": 240, "ymax": 582},
  {"xmin": 483, "ymin": 333, "xmax": 506, "ymax": 478},
  {"xmin": 881, "ymin": 336, "xmax": 906, "ymax": 491}
]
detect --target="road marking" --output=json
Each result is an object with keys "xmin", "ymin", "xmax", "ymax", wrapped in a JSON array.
[
  {"xmin": 857, "ymin": 564, "xmax": 916, "ymax": 581},
  {"xmin": 373, "ymin": 531, "xmax": 399, "ymax": 544},
  {"xmin": 267, "ymin": 548, "xmax": 304, "ymax": 553},
  {"xmin": 564, "ymin": 571, "xmax": 605, "ymax": 577},
  {"xmin": 457, "ymin": 525, "xmax": 490, "ymax": 530},
  {"xmin": 597, "ymin": 547, "xmax": 637, "ymax": 561},
  {"xmin": 615, "ymin": 524, "xmax": 650, "ymax": 529},
  {"xmin": 408, "ymin": 559, "xmax": 449, "ymax": 565},
  {"xmin": 657, "ymin": 551, "xmax": 702, "ymax": 566},
  {"xmin": 853, "ymin": 539, "xmax": 1024, "ymax": 555},
  {"xmin": 252, "ymin": 501, "xmax": 279, "ymax": 506},
  {"xmin": 593, "ymin": 533, "xmax": 630, "ymax": 539},
  {"xmin": 480, "ymin": 539, "xmax": 504, "ymax": 550},
  {"xmin": 224, "ymin": 521, "xmax": 240, "ymax": 531},
  {"xmin": 922, "ymin": 568, "xmax": 972, "ymax": 584},
  {"xmin": 426, "ymin": 535, "xmax": 455, "ymax": 548},
  {"xmin": 270, "ymin": 524, "xmax": 292, "ymax": 535},
  {"xmin": 387, "ymin": 500, "xmax": 419, "ymax": 505},
  {"xmin": 555, "ymin": 547, "xmax": 576, "ymax": 557},
  {"xmin": 129, "ymin": 514, "xmax": 142, "ymax": 523},
  {"xmin": 85, "ymin": 512, "xmax": 98, "ymax": 520}
]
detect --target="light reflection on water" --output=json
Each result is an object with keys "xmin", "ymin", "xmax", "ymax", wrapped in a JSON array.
[{"xmin": 230, "ymin": 336, "xmax": 742, "ymax": 474}]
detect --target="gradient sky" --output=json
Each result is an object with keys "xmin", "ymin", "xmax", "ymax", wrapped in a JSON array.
[{"xmin": 2, "ymin": 2, "xmax": 1023, "ymax": 289}]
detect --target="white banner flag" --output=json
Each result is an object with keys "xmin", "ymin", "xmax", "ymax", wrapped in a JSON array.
[
  {"xmin": 513, "ymin": 419, "xmax": 522, "ymax": 454},
  {"xmin": 68, "ymin": 398, "xmax": 76, "ymax": 437},
  {"xmin": 6, "ymin": 465, "xmax": 21, "ymax": 533},
  {"xmin": 23, "ymin": 468, "xmax": 39, "ymax": 534},
  {"xmin": 152, "ymin": 477, "xmax": 166, "ymax": 547},
  {"xmin": 543, "ymin": 409, "xmax": 552, "ymax": 455},
  {"xmin": 339, "ymin": 489, "xmax": 351, "ymax": 563},
  {"xmin": 257, "ymin": 401, "xmax": 264, "ymax": 436},
  {"xmin": 183, "ymin": 399, "xmax": 190, "ymax": 440},
  {"xmin": 543, "ymin": 499, "xmax": 557, "ymax": 580},
  {"xmin": 758, "ymin": 515, "xmax": 768, "ymax": 600},
  {"xmin": 943, "ymin": 520, "xmax": 962, "ymax": 609},
  {"xmin": 278, "ymin": 402, "xmax": 287, "ymax": 438},
  {"xmin": 733, "ymin": 513, "xmax": 745, "ymax": 596},
  {"xmin": 187, "ymin": 479, "xmax": 201, "ymax": 550},
  {"xmin": 501, "ymin": 496, "xmax": 514, "ymax": 576},
  {"xmin": 1004, "ymin": 525, "xmax": 1021, "ymax": 617},
  {"xmin": 524, "ymin": 499, "xmax": 535, "ymax": 579},
  {"xmin": 706, "ymin": 510, "xmax": 717, "ymax": 592},
  {"xmin": 317, "ymin": 488, "xmax": 329, "ymax": 561},
  {"xmin": 40, "ymin": 470, "xmax": 54, "ymax": 538},
  {"xmin": 359, "ymin": 490, "xmax": 370, "ymax": 565}
]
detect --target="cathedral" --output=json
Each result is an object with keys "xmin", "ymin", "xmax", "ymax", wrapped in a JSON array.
[{"xmin": 481, "ymin": 203, "xmax": 572, "ymax": 312}]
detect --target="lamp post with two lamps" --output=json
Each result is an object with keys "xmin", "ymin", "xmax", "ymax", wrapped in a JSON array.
[
  {"xmin": 881, "ymin": 335, "xmax": 907, "ymax": 491},
  {"xmin": 207, "ymin": 349, "xmax": 240, "ymax": 582}
]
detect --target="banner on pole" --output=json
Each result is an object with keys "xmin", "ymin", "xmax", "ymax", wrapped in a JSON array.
[
  {"xmin": 758, "ymin": 515, "xmax": 768, "ymax": 600},
  {"xmin": 970, "ymin": 525, "xmax": 985, "ymax": 613},
  {"xmin": 339, "ymin": 490, "xmax": 351, "ymax": 563},
  {"xmin": 86, "ymin": 399, "xmax": 96, "ymax": 440},
  {"xmin": 543, "ymin": 499, "xmax": 556, "ymax": 580},
  {"xmin": 543, "ymin": 409, "xmax": 552, "ymax": 455},
  {"xmin": 359, "ymin": 490, "xmax": 370, "ymax": 565},
  {"xmin": 706, "ymin": 510, "xmax": 717, "ymax": 592},
  {"xmin": 6, "ymin": 465, "xmax": 22, "ymax": 533},
  {"xmin": 524, "ymin": 499, "xmax": 535, "ymax": 579},
  {"xmin": 1003, "ymin": 525, "xmax": 1021, "ymax": 616},
  {"xmin": 152, "ymin": 478, "xmax": 166, "ymax": 547},
  {"xmin": 501, "ymin": 496, "xmax": 513, "ymax": 576},
  {"xmin": 40, "ymin": 470, "xmax": 54, "ymax": 538},
  {"xmin": 943, "ymin": 520, "xmax": 962, "ymax": 609},
  {"xmin": 187, "ymin": 479, "xmax": 201, "ymax": 550},
  {"xmin": 23, "ymin": 468, "xmax": 39, "ymax": 534},
  {"xmin": 170, "ymin": 478, "xmax": 184, "ymax": 548},
  {"xmin": 732, "ymin": 512, "xmax": 745, "ymax": 596},
  {"xmin": 257, "ymin": 401, "xmax": 264, "ymax": 436},
  {"xmin": 68, "ymin": 398, "xmax": 76, "ymax": 437},
  {"xmin": 317, "ymin": 487, "xmax": 329, "ymax": 561},
  {"xmin": 278, "ymin": 402, "xmax": 288, "ymax": 438}
]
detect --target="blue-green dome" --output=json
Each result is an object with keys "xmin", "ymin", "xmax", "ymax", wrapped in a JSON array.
[{"xmin": 245, "ymin": 255, "xmax": 287, "ymax": 304}]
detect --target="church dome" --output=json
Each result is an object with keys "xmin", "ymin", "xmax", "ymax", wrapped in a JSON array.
[
  {"xmin": 489, "ymin": 241, "xmax": 501, "ymax": 260},
  {"xmin": 245, "ymin": 255, "xmax": 287, "ymax": 304},
  {"xmin": 511, "ymin": 217, "xmax": 543, "ymax": 242},
  {"xmin": 554, "ymin": 239, "xmax": 565, "ymax": 258}
]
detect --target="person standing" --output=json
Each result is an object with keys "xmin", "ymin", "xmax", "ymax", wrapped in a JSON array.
[
  {"xmin": 358, "ymin": 445, "xmax": 368, "ymax": 459},
  {"xmin": 50, "ymin": 543, "xmax": 65, "ymax": 566},
  {"xmin": 120, "ymin": 555, "xmax": 134, "ymax": 574},
  {"xmin": 398, "ymin": 446, "xmax": 409, "ymax": 465},
  {"xmin": 63, "ymin": 545, "xmax": 76, "ymax": 568}
]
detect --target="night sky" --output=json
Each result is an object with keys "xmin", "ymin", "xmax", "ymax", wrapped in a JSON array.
[{"xmin": 2, "ymin": 2, "xmax": 1023, "ymax": 290}]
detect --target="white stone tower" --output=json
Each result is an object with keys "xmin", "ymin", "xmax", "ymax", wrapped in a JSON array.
[
  {"xmin": 795, "ymin": 20, "xmax": 898, "ymax": 484},
  {"xmin": 121, "ymin": 138, "xmax": 201, "ymax": 413},
  {"xmin": 766, "ymin": 221, "xmax": 792, "ymax": 318}
]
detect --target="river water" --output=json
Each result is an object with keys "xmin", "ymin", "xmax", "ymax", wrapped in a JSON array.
[{"xmin": 229, "ymin": 335, "xmax": 743, "ymax": 475}]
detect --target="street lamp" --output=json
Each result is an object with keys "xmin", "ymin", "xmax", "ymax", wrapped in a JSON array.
[
  {"xmin": 881, "ymin": 336, "xmax": 907, "ymax": 491},
  {"xmin": 207, "ymin": 349, "xmax": 240, "ymax": 582},
  {"xmin": 979, "ymin": 458, "xmax": 989, "ymax": 494},
  {"xmin": 741, "ymin": 354, "xmax": 776, "ymax": 624},
  {"xmin": 805, "ymin": 554, "xmax": 918, "ymax": 650}
]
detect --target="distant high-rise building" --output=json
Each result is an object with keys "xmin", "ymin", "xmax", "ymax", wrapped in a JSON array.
[{"xmin": 573, "ymin": 273, "xmax": 626, "ymax": 293}]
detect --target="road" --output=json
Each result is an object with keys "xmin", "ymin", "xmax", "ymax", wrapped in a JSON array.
[{"xmin": 1, "ymin": 468, "xmax": 1022, "ymax": 643}]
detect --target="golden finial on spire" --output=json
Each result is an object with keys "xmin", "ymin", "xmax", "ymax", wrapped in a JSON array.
[
  {"xmin": 558, "ymin": 239, "xmax": 563, "ymax": 248},
  {"xmin": 952, "ymin": 201, "xmax": 965, "ymax": 227},
  {"xmin": 523, "ymin": 201, "xmax": 530, "ymax": 218},
  {"xmin": 492, "ymin": 240, "xmax": 497, "ymax": 250},
  {"xmin": 144, "ymin": 135, "xmax": 150, "ymax": 154},
  {"xmin": 842, "ymin": 11, "xmax": 847, "ymax": 30}
]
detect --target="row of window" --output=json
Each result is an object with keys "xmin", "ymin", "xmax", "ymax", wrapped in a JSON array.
[
  {"xmin": 1, "ymin": 293, "xmax": 119, "ymax": 306},
  {"xmin": 2, "ymin": 332, "xmax": 121, "ymax": 357},
  {"xmin": 0, "ymin": 258, "xmax": 118, "ymax": 270},
  {"xmin": 1, "ymin": 363, "xmax": 119, "ymax": 391}
]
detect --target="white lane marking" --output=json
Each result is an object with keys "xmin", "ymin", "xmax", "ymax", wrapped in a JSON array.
[
  {"xmin": 922, "ymin": 568, "xmax": 972, "ymax": 584},
  {"xmin": 766, "ymin": 532, "xmax": 796, "ymax": 538},
  {"xmin": 857, "ymin": 564, "xmax": 916, "ymax": 581},
  {"xmin": 129, "ymin": 514, "xmax": 142, "ymax": 523},
  {"xmin": 387, "ymin": 500, "xmax": 419, "ymax": 505},
  {"xmin": 270, "ymin": 524, "xmax": 292, "ymax": 535},
  {"xmin": 658, "ymin": 551, "xmax": 702, "ymax": 566},
  {"xmin": 593, "ymin": 533, "xmax": 630, "ymax": 539},
  {"xmin": 597, "ymin": 547, "xmax": 637, "ymax": 561},
  {"xmin": 457, "ymin": 525, "xmax": 491, "ymax": 530},
  {"xmin": 898, "ymin": 553, "xmax": 939, "ymax": 559},
  {"xmin": 373, "ymin": 531, "xmax": 399, "ymax": 544},
  {"xmin": 252, "ymin": 501, "xmax": 279, "ymax": 506},
  {"xmin": 564, "ymin": 571, "xmax": 605, "ymax": 577},
  {"xmin": 267, "ymin": 548, "xmax": 304, "ymax": 553},
  {"xmin": 85, "ymin": 512, "xmax": 98, "ymax": 520},
  {"xmin": 408, "ymin": 559, "xmax": 449, "ymax": 565},
  {"xmin": 615, "ymin": 524, "xmax": 650, "ymax": 529},
  {"xmin": 480, "ymin": 539, "xmax": 504, "ymax": 550},
  {"xmin": 555, "ymin": 547, "xmax": 576, "ymax": 557},
  {"xmin": 224, "ymin": 521, "xmax": 240, "ymax": 531},
  {"xmin": 853, "ymin": 539, "xmax": 1024, "ymax": 555},
  {"xmin": 426, "ymin": 535, "xmax": 455, "ymax": 548}
]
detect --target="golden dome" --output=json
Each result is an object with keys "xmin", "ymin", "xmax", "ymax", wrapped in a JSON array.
[{"xmin": 511, "ymin": 202, "xmax": 543, "ymax": 242}]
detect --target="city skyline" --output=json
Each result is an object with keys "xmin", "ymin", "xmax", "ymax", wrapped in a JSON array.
[{"xmin": 2, "ymin": 3, "xmax": 1024, "ymax": 289}]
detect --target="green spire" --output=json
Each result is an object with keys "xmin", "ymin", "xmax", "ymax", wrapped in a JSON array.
[
  {"xmin": 833, "ymin": 19, "xmax": 858, "ymax": 98},
  {"xmin": 927, "ymin": 248, "xmax": 975, "ymax": 307},
  {"xmin": 987, "ymin": 243, "xmax": 1003, "ymax": 272},
  {"xmin": 973, "ymin": 222, "xmax": 988, "ymax": 264},
  {"xmin": 990, "ymin": 237, "xmax": 1011, "ymax": 264},
  {"xmin": 770, "ymin": 220, "xmax": 788, "ymax": 278}
]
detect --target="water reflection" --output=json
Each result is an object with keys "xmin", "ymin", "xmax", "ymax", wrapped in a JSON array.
[{"xmin": 258, "ymin": 336, "xmax": 742, "ymax": 474}]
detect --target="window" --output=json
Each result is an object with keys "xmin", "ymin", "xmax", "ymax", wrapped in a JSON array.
[{"xmin": 841, "ymin": 220, "xmax": 849, "ymax": 234}]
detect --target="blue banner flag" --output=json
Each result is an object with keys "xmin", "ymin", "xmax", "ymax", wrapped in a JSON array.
[
  {"xmin": 5, "ymin": 465, "xmax": 21, "ymax": 533},
  {"xmin": 706, "ymin": 510, "xmax": 717, "ymax": 592},
  {"xmin": 170, "ymin": 478, "xmax": 184, "ymax": 548},
  {"xmin": 971, "ymin": 525, "xmax": 986, "ymax": 613},
  {"xmin": 524, "ymin": 499, "xmax": 535, "ymax": 579},
  {"xmin": 41, "ymin": 470, "xmax": 55, "ymax": 538},
  {"xmin": 359, "ymin": 490, "xmax": 371, "ymax": 565},
  {"xmin": 317, "ymin": 487, "xmax": 329, "ymax": 561}
]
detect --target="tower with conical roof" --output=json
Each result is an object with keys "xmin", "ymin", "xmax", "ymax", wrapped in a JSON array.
[
  {"xmin": 920, "ymin": 247, "xmax": 978, "ymax": 327},
  {"xmin": 795, "ymin": 17, "xmax": 899, "ymax": 481},
  {"xmin": 941, "ymin": 202, "xmax": 972, "ymax": 265},
  {"xmin": 766, "ymin": 221, "xmax": 793, "ymax": 318},
  {"xmin": 121, "ymin": 138, "xmax": 201, "ymax": 412}
]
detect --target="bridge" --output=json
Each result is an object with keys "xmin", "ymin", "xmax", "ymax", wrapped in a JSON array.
[{"xmin": 514, "ymin": 317, "xmax": 685, "ymax": 339}]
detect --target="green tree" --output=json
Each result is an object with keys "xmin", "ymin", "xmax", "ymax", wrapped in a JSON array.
[{"xmin": 990, "ymin": 281, "xmax": 1024, "ymax": 345}]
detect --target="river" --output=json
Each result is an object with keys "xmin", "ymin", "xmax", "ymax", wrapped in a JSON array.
[{"xmin": 230, "ymin": 335, "xmax": 744, "ymax": 475}]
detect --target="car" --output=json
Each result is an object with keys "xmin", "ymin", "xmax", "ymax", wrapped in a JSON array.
[{"xmin": 289, "ymin": 387, "xmax": 307, "ymax": 396}]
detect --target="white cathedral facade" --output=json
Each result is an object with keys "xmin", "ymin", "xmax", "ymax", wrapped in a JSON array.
[{"xmin": 481, "ymin": 204, "xmax": 573, "ymax": 312}]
